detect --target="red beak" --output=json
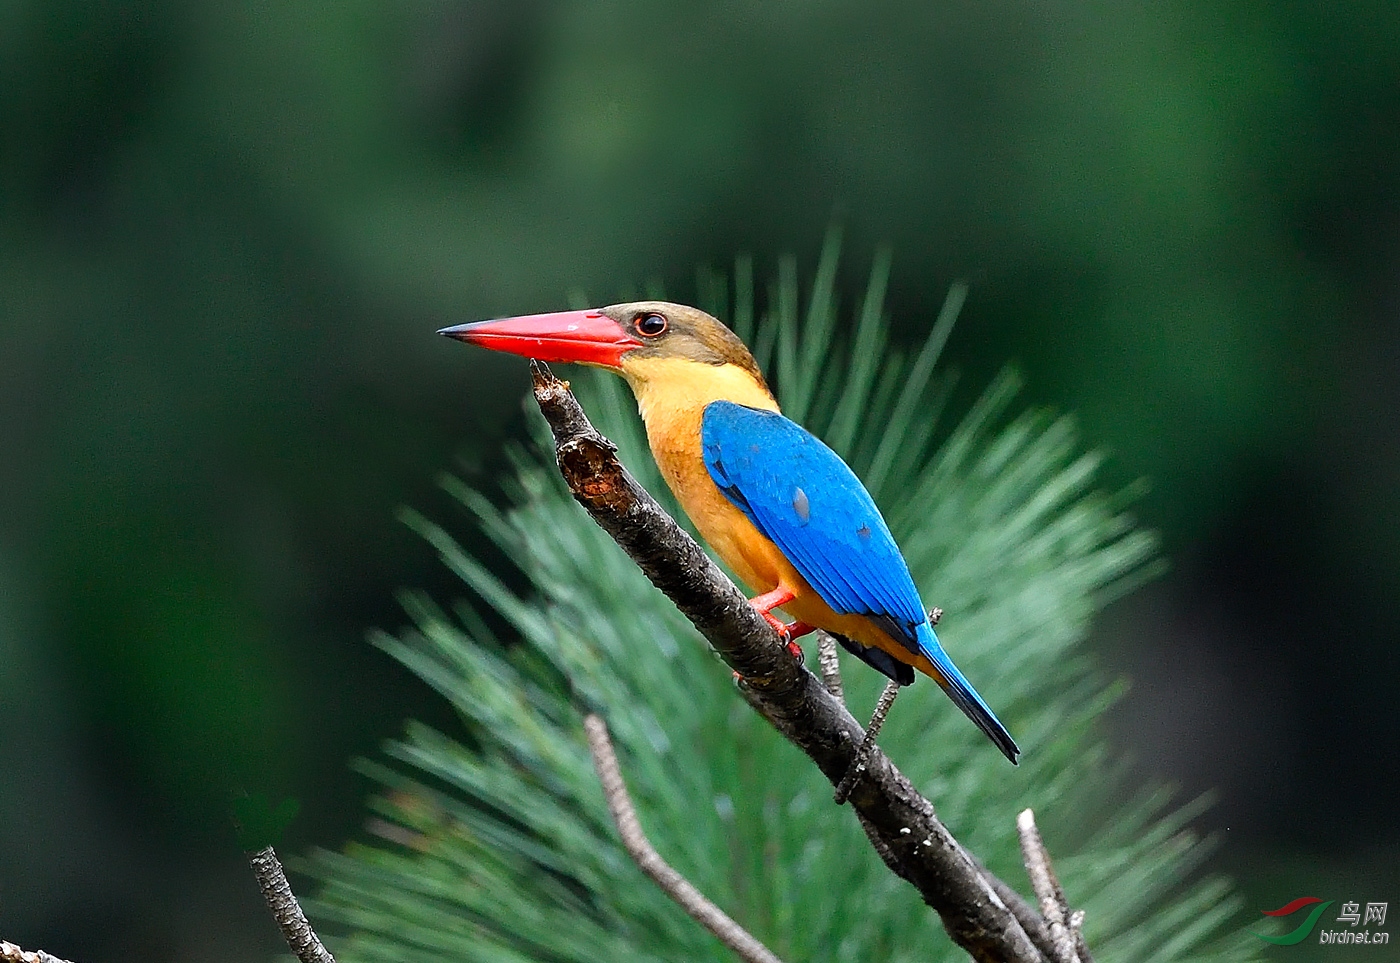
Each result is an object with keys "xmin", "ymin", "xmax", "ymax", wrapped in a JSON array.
[{"xmin": 438, "ymin": 309, "xmax": 641, "ymax": 368}]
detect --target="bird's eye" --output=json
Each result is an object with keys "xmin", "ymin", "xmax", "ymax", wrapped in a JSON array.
[{"xmin": 636, "ymin": 313, "xmax": 668, "ymax": 337}]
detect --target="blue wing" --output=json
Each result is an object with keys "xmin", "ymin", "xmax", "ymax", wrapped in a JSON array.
[
  {"xmin": 702, "ymin": 401, "xmax": 1020, "ymax": 763},
  {"xmin": 701, "ymin": 400, "xmax": 927, "ymax": 653}
]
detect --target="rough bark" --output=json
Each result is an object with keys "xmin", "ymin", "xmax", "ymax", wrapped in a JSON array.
[{"xmin": 248, "ymin": 846, "xmax": 337, "ymax": 963}]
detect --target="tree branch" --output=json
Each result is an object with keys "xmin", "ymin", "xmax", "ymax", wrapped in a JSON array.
[
  {"xmin": 1, "ymin": 942, "xmax": 75, "ymax": 963},
  {"xmin": 248, "ymin": 846, "xmax": 337, "ymax": 963},
  {"xmin": 584, "ymin": 714, "xmax": 788, "ymax": 963},
  {"xmin": 530, "ymin": 362, "xmax": 1046, "ymax": 963},
  {"xmin": 817, "ymin": 636, "xmax": 927, "ymax": 888},
  {"xmin": 980, "ymin": 863, "xmax": 1060, "ymax": 962},
  {"xmin": 1016, "ymin": 810, "xmax": 1093, "ymax": 963},
  {"xmin": 817, "ymin": 627, "xmax": 1055, "ymax": 959}
]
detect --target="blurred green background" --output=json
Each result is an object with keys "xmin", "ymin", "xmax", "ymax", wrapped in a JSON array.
[{"xmin": 1, "ymin": 1, "xmax": 1396, "ymax": 960}]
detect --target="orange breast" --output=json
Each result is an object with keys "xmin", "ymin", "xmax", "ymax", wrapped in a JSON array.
[
  {"xmin": 641, "ymin": 399, "xmax": 797, "ymax": 594},
  {"xmin": 621, "ymin": 356, "xmax": 933, "ymax": 678}
]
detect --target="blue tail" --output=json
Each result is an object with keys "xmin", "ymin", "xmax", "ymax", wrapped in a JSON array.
[{"xmin": 917, "ymin": 623, "xmax": 1019, "ymax": 764}]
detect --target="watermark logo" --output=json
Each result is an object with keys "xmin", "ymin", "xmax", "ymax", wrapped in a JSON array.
[
  {"xmin": 1254, "ymin": 897, "xmax": 1389, "ymax": 947},
  {"xmin": 1254, "ymin": 898, "xmax": 1334, "ymax": 945}
]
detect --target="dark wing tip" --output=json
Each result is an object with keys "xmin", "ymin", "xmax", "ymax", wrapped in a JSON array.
[
  {"xmin": 830, "ymin": 632, "xmax": 917, "ymax": 686},
  {"xmin": 969, "ymin": 704, "xmax": 1020, "ymax": 765}
]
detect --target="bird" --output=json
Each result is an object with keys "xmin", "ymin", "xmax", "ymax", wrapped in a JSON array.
[{"xmin": 439, "ymin": 302, "xmax": 1019, "ymax": 763}]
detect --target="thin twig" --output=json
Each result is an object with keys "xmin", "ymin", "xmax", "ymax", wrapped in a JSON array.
[
  {"xmin": 530, "ymin": 363, "xmax": 1045, "ymax": 963},
  {"xmin": 1017, "ymin": 810, "xmax": 1090, "ymax": 963},
  {"xmin": 1069, "ymin": 911, "xmax": 1091, "ymax": 963},
  {"xmin": 1, "ymin": 942, "xmax": 75, "ymax": 963},
  {"xmin": 583, "ymin": 714, "xmax": 788, "ymax": 963},
  {"xmin": 815, "ymin": 630, "xmax": 844, "ymax": 701},
  {"xmin": 833, "ymin": 680, "xmax": 900, "ymax": 805},
  {"xmin": 818, "ymin": 632, "xmax": 915, "ymax": 884},
  {"xmin": 248, "ymin": 846, "xmax": 337, "ymax": 963}
]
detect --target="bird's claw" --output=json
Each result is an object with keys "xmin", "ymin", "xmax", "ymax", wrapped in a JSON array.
[
  {"xmin": 759, "ymin": 612, "xmax": 806, "ymax": 663},
  {"xmin": 927, "ymin": 606, "xmax": 943, "ymax": 626},
  {"xmin": 760, "ymin": 610, "xmax": 790, "ymax": 636}
]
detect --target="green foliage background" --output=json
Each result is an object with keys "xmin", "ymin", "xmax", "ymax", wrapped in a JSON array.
[
  {"xmin": 2, "ymin": 3, "xmax": 1397, "ymax": 961},
  {"xmin": 306, "ymin": 259, "xmax": 1257, "ymax": 961}
]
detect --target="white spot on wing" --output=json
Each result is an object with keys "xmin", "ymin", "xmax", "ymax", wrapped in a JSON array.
[{"xmin": 793, "ymin": 487, "xmax": 811, "ymax": 524}]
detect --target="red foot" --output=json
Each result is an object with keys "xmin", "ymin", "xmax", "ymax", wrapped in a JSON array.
[
  {"xmin": 759, "ymin": 610, "xmax": 788, "ymax": 635},
  {"xmin": 749, "ymin": 586, "xmax": 796, "ymax": 617},
  {"xmin": 757, "ymin": 610, "xmax": 811, "ymax": 663},
  {"xmin": 750, "ymin": 589, "xmax": 815, "ymax": 637},
  {"xmin": 748, "ymin": 587, "xmax": 815, "ymax": 662}
]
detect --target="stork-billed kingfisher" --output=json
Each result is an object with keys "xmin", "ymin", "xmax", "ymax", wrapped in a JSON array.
[{"xmin": 440, "ymin": 302, "xmax": 1019, "ymax": 763}]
